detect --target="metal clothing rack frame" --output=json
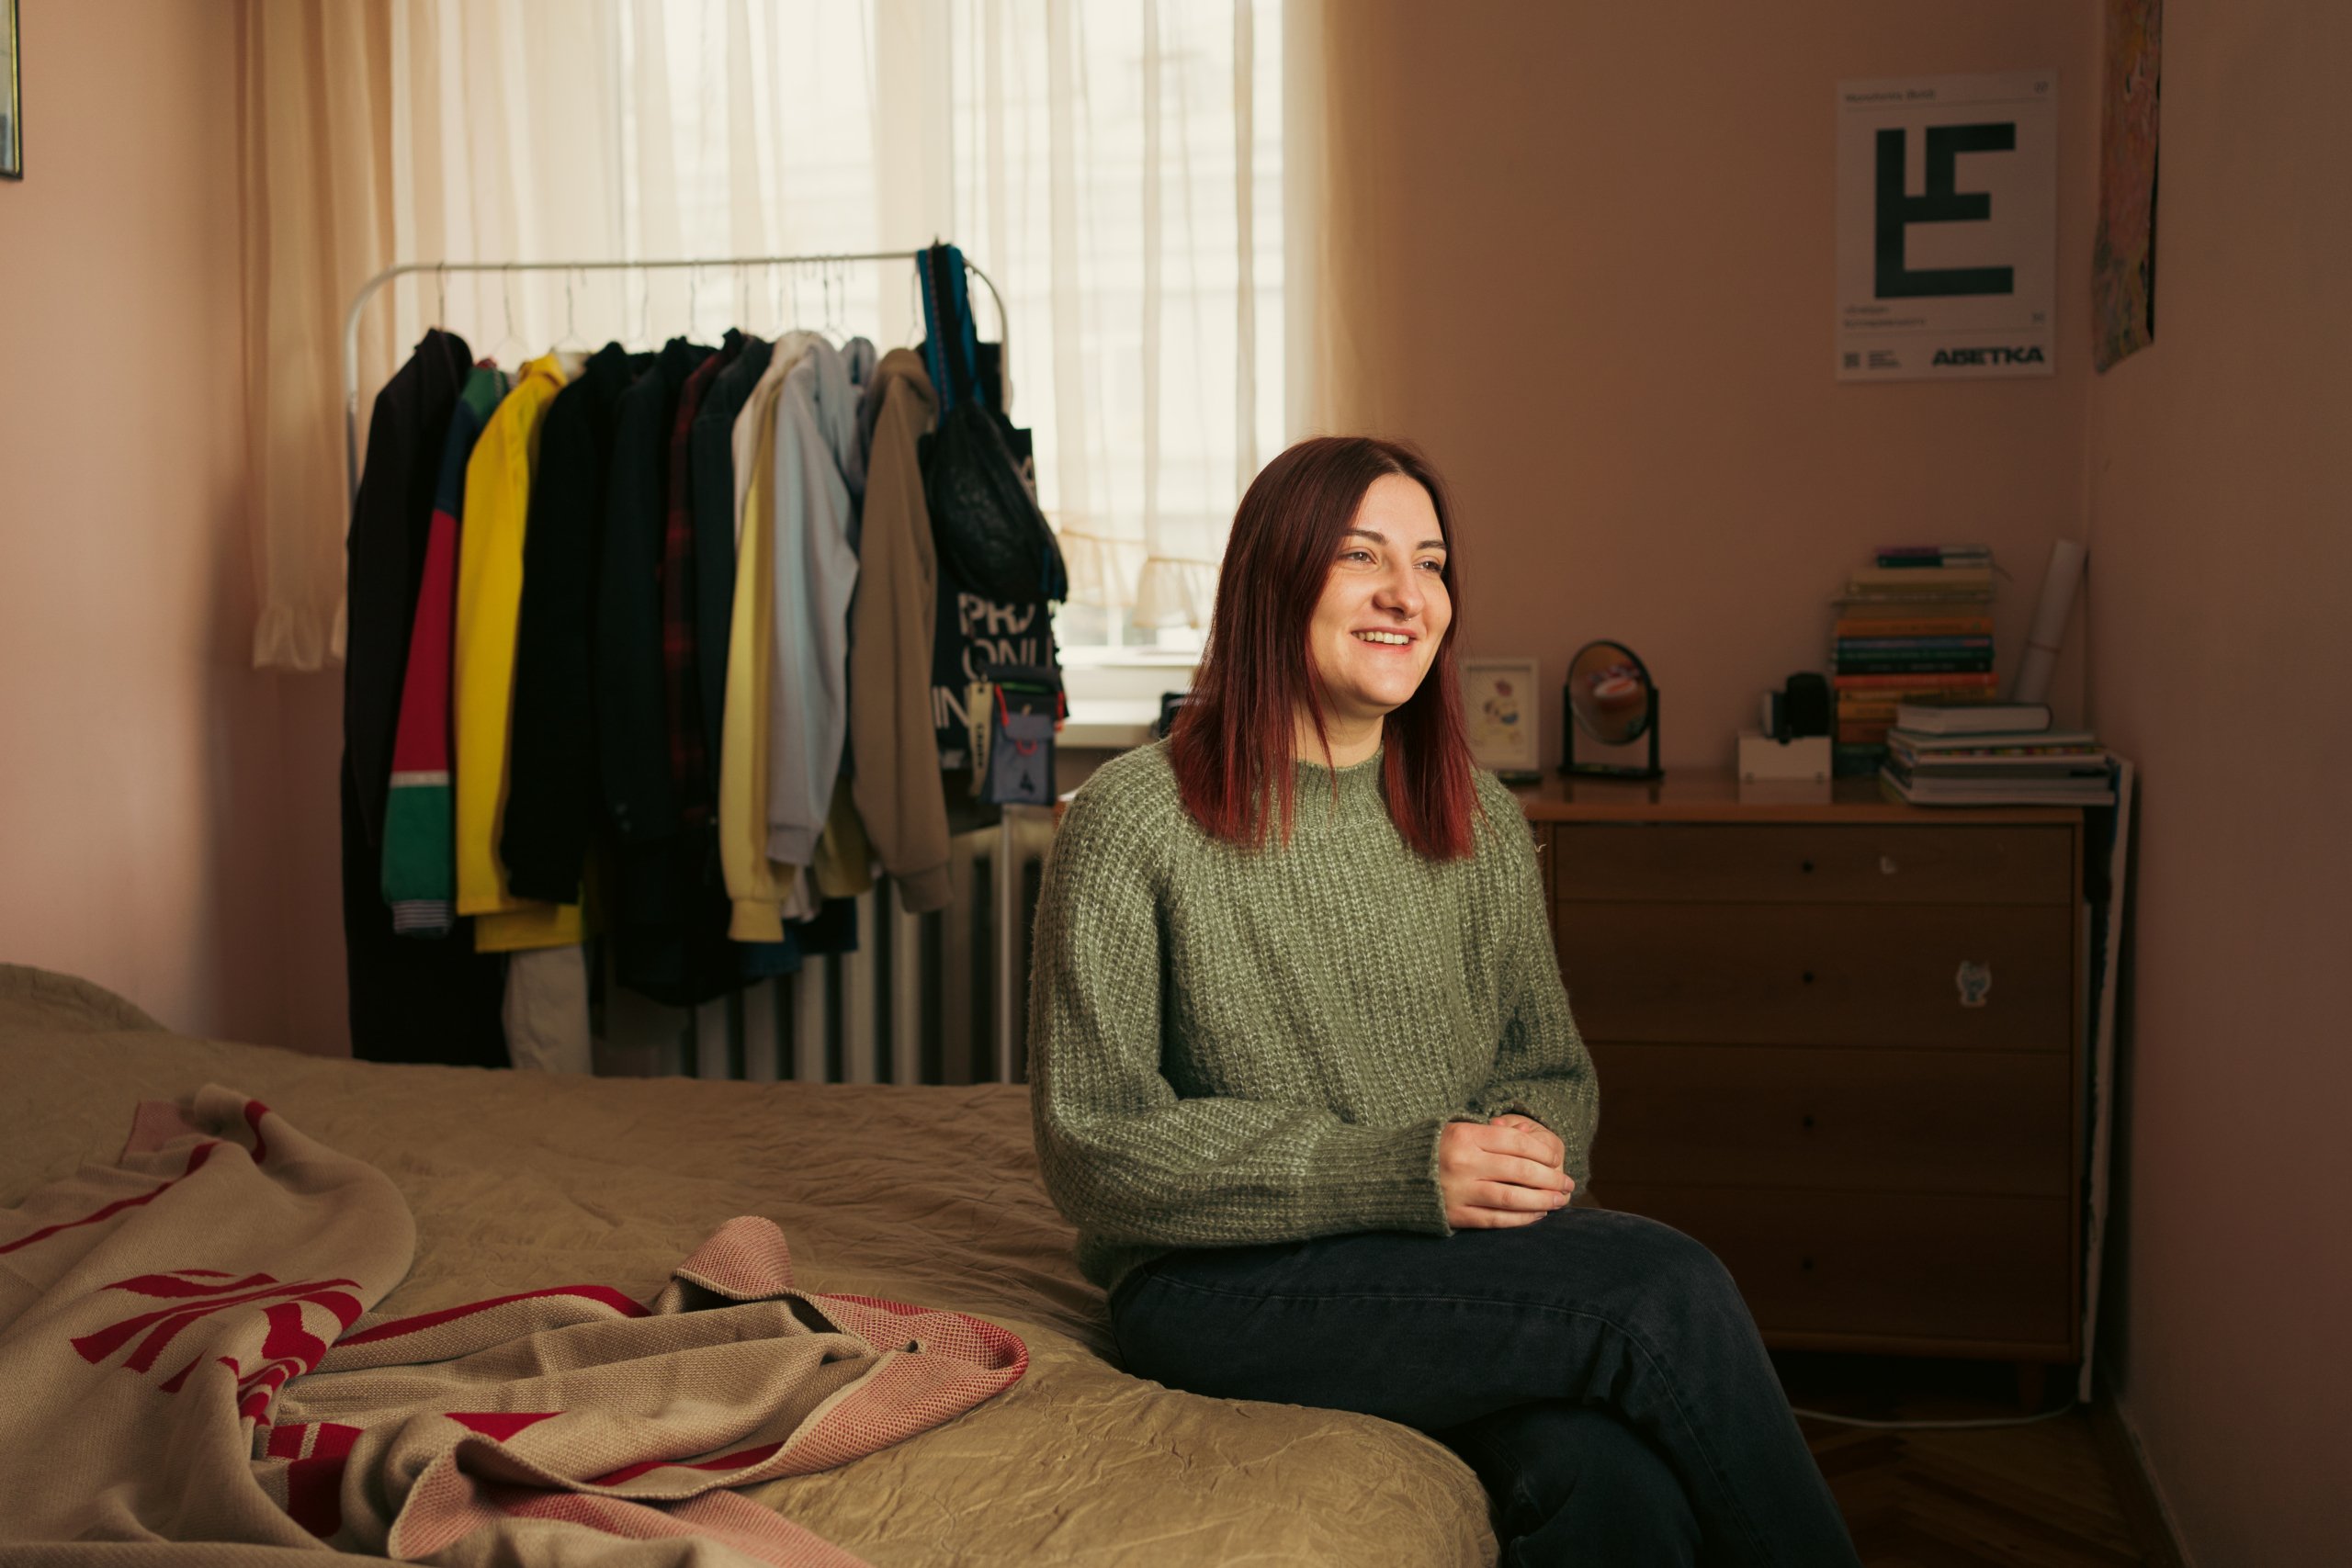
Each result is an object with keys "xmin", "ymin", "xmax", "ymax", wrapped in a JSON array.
[
  {"xmin": 340, "ymin": 249, "xmax": 1008, "ymax": 509},
  {"xmin": 337, "ymin": 248, "xmax": 1031, "ymax": 1086}
]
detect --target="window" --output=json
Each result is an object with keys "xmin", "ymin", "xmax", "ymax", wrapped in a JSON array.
[{"xmin": 391, "ymin": 0, "xmax": 1283, "ymax": 659}]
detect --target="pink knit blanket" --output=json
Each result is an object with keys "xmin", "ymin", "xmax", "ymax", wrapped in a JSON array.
[{"xmin": 0, "ymin": 1086, "xmax": 1026, "ymax": 1565}]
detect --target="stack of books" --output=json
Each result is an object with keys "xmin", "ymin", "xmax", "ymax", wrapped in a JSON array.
[
  {"xmin": 1831, "ymin": 544, "xmax": 1998, "ymax": 777},
  {"xmin": 1879, "ymin": 701, "xmax": 2117, "ymax": 806}
]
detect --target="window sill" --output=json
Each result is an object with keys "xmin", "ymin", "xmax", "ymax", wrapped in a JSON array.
[
  {"xmin": 1054, "ymin": 648, "xmax": 1195, "ymax": 750},
  {"xmin": 1059, "ymin": 649, "xmax": 1197, "ymax": 700},
  {"xmin": 1061, "ymin": 698, "xmax": 1161, "ymax": 750}
]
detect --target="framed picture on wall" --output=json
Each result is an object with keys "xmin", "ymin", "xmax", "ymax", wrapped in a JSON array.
[
  {"xmin": 1460, "ymin": 657, "xmax": 1543, "ymax": 781},
  {"xmin": 2, "ymin": 0, "xmax": 20, "ymax": 180}
]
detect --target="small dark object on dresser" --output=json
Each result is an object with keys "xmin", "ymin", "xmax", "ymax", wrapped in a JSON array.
[{"xmin": 1775, "ymin": 672, "xmax": 1832, "ymax": 741}]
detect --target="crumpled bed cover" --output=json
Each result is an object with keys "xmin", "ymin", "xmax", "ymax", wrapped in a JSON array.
[{"xmin": 0, "ymin": 964, "xmax": 1495, "ymax": 1566}]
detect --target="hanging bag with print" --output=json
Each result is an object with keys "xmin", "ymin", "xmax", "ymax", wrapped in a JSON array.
[{"xmin": 917, "ymin": 243, "xmax": 1068, "ymax": 606}]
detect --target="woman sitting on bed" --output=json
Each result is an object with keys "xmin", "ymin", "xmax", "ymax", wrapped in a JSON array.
[{"xmin": 1027, "ymin": 435, "xmax": 1862, "ymax": 1568}]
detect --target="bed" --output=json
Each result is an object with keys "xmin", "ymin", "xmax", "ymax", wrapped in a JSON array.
[{"xmin": 0, "ymin": 964, "xmax": 1498, "ymax": 1566}]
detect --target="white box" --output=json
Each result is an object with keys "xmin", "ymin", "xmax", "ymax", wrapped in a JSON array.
[{"xmin": 1737, "ymin": 729, "xmax": 1831, "ymax": 784}]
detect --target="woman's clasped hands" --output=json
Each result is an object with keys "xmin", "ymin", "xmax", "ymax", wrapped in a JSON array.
[{"xmin": 1437, "ymin": 1112, "xmax": 1575, "ymax": 1229}]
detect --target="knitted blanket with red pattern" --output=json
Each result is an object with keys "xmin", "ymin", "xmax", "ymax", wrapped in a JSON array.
[{"xmin": 0, "ymin": 1086, "xmax": 1026, "ymax": 1566}]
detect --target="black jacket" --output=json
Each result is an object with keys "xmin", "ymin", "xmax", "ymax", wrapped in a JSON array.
[
  {"xmin": 345, "ymin": 329, "xmax": 469, "ymax": 849},
  {"xmin": 342, "ymin": 329, "xmax": 508, "ymax": 1068},
  {"xmin": 503, "ymin": 343, "xmax": 645, "ymax": 903},
  {"xmin": 595, "ymin": 337, "xmax": 711, "ymax": 848},
  {"xmin": 596, "ymin": 338, "xmax": 755, "ymax": 1006}
]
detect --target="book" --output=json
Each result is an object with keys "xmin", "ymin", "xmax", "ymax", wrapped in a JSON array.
[
  {"xmin": 1880, "ymin": 768, "xmax": 2115, "ymax": 807},
  {"xmin": 1834, "ymin": 615, "xmax": 1996, "ymax": 637},
  {"xmin": 1832, "ymin": 742, "xmax": 1887, "ymax": 779},
  {"xmin": 1889, "ymin": 727, "xmax": 2098, "ymax": 753},
  {"xmin": 1847, "ymin": 566, "xmax": 1995, "ymax": 591},
  {"xmin": 1834, "ymin": 671, "xmax": 2000, "ymax": 691},
  {"xmin": 1893, "ymin": 700, "xmax": 2051, "ymax": 734},
  {"xmin": 1876, "ymin": 543, "xmax": 1993, "ymax": 558},
  {"xmin": 1873, "ymin": 554, "xmax": 1993, "ymax": 570},
  {"xmin": 1825, "ymin": 611, "xmax": 1994, "ymax": 639},
  {"xmin": 1835, "ymin": 637, "xmax": 1993, "ymax": 651},
  {"xmin": 1892, "ymin": 750, "xmax": 2105, "ymax": 772},
  {"xmin": 1831, "ymin": 658, "xmax": 1995, "ymax": 674},
  {"xmin": 1833, "ymin": 590, "xmax": 1996, "ymax": 608},
  {"xmin": 1888, "ymin": 751, "xmax": 2112, "ymax": 779}
]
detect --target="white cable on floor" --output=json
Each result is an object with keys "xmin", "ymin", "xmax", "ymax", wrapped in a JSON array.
[{"xmin": 1790, "ymin": 1400, "xmax": 2080, "ymax": 1432}]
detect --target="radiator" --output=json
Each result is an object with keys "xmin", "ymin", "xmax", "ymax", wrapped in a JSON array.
[{"xmin": 594, "ymin": 810, "xmax": 1059, "ymax": 1086}]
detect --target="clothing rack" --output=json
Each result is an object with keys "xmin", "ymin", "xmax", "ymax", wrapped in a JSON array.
[
  {"xmin": 341, "ymin": 250, "xmax": 1010, "ymax": 508},
  {"xmin": 338, "ymin": 247, "xmax": 1033, "ymax": 1086}
]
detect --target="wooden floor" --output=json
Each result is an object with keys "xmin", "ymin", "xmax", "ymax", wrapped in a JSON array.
[{"xmin": 1778, "ymin": 1354, "xmax": 2176, "ymax": 1568}]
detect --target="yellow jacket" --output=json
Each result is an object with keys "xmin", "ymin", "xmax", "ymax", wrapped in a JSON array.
[
  {"xmin": 718, "ymin": 346, "xmax": 801, "ymax": 942},
  {"xmin": 454, "ymin": 352, "xmax": 582, "ymax": 952}
]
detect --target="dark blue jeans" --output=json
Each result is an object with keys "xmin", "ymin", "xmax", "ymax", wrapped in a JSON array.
[{"xmin": 1107, "ymin": 1207, "xmax": 1860, "ymax": 1568}]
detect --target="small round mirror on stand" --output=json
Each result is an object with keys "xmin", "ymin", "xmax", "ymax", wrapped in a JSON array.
[{"xmin": 1561, "ymin": 640, "xmax": 1662, "ymax": 779}]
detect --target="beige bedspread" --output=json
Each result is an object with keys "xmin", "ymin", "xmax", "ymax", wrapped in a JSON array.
[{"xmin": 0, "ymin": 966, "xmax": 1496, "ymax": 1566}]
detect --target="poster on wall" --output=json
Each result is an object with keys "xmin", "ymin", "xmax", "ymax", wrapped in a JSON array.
[
  {"xmin": 2094, "ymin": 0, "xmax": 2161, "ymax": 370},
  {"xmin": 1835, "ymin": 70, "xmax": 2056, "ymax": 381}
]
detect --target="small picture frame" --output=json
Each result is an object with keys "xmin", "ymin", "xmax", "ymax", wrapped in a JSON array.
[
  {"xmin": 1461, "ymin": 657, "xmax": 1542, "ymax": 781},
  {"xmin": 1, "ymin": 0, "xmax": 18, "ymax": 181}
]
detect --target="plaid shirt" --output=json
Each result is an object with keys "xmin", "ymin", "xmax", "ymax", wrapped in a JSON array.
[{"xmin": 661, "ymin": 346, "xmax": 733, "ymax": 825}]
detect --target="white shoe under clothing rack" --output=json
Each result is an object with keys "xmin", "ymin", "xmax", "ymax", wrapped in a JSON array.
[{"xmin": 339, "ymin": 249, "xmax": 1029, "ymax": 1086}]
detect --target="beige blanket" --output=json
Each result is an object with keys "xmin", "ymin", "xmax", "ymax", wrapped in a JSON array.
[
  {"xmin": 0, "ymin": 965, "xmax": 1497, "ymax": 1566},
  {"xmin": 2, "ymin": 1082, "xmax": 1024, "ymax": 1564}
]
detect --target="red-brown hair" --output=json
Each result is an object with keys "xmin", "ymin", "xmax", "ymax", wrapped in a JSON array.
[{"xmin": 1168, "ymin": 436, "xmax": 1478, "ymax": 860}]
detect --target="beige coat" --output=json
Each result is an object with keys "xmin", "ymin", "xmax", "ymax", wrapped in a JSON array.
[{"xmin": 850, "ymin": 350, "xmax": 953, "ymax": 912}]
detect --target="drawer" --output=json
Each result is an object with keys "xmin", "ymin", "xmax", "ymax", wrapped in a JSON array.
[
  {"xmin": 1587, "ymin": 1044, "xmax": 2073, "ymax": 1197},
  {"xmin": 1595, "ymin": 1184, "xmax": 2075, "ymax": 1354},
  {"xmin": 1554, "ymin": 823, "xmax": 2074, "ymax": 906},
  {"xmin": 1555, "ymin": 902, "xmax": 2075, "ymax": 1051}
]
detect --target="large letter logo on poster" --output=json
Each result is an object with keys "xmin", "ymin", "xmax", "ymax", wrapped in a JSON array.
[
  {"xmin": 1875, "ymin": 124, "xmax": 2015, "ymax": 298},
  {"xmin": 1837, "ymin": 72, "xmax": 2055, "ymax": 381}
]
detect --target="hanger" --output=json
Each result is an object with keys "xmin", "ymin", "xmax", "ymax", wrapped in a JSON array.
[
  {"xmin": 551, "ymin": 266, "xmax": 592, "ymax": 354},
  {"xmin": 485, "ymin": 266, "xmax": 529, "ymax": 368}
]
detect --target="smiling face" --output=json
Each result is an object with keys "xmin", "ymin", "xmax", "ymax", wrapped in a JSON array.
[{"xmin": 1300, "ymin": 472, "xmax": 1453, "ymax": 759}]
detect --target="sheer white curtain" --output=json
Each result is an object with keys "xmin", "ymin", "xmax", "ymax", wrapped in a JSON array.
[
  {"xmin": 249, "ymin": 0, "xmax": 1293, "ymax": 668},
  {"xmin": 379, "ymin": 1, "xmax": 922, "ymax": 383},
  {"xmin": 944, "ymin": 0, "xmax": 1287, "ymax": 637}
]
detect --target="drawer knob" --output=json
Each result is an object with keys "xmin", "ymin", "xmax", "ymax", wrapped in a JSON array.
[
  {"xmin": 1879, "ymin": 854, "xmax": 1899, "ymax": 876},
  {"xmin": 1800, "ymin": 859, "xmax": 1815, "ymax": 874},
  {"xmin": 1801, "ymin": 1113, "xmax": 1816, "ymax": 1131},
  {"xmin": 1800, "ymin": 1256, "xmax": 1816, "ymax": 1273},
  {"xmin": 1800, "ymin": 970, "xmax": 1815, "ymax": 986}
]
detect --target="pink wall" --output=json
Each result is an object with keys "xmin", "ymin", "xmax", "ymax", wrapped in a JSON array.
[
  {"xmin": 1326, "ymin": 1, "xmax": 2098, "ymax": 764},
  {"xmin": 2084, "ymin": 1, "xmax": 2352, "ymax": 1560},
  {"xmin": 1329, "ymin": 3, "xmax": 2351, "ymax": 1557},
  {"xmin": 6, "ymin": 7, "xmax": 2346, "ymax": 1554},
  {"xmin": 0, "ymin": 1, "xmax": 322, "ymax": 1049}
]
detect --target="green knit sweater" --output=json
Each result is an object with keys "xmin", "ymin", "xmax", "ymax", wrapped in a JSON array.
[{"xmin": 1028, "ymin": 740, "xmax": 1599, "ymax": 1296}]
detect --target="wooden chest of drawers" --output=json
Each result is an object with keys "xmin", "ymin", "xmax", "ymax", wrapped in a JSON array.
[{"xmin": 1519, "ymin": 774, "xmax": 2085, "ymax": 1366}]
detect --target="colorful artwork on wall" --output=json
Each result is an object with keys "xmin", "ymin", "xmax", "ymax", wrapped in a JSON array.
[
  {"xmin": 1, "ymin": 0, "xmax": 20, "ymax": 180},
  {"xmin": 2093, "ymin": 0, "xmax": 2162, "ymax": 370}
]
